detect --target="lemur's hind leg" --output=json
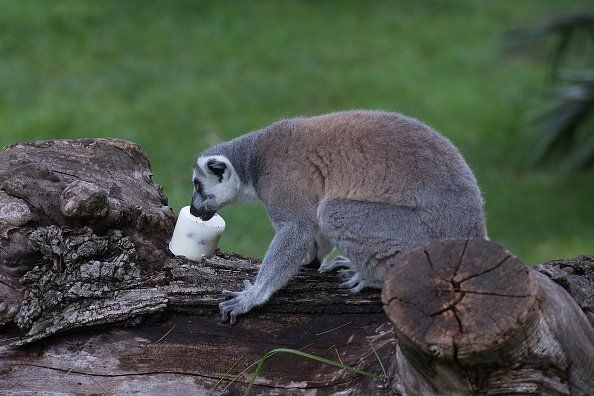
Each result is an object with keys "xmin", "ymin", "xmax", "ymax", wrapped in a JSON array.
[
  {"xmin": 317, "ymin": 198, "xmax": 433, "ymax": 293},
  {"xmin": 337, "ymin": 269, "xmax": 371, "ymax": 294},
  {"xmin": 316, "ymin": 219, "xmax": 355, "ymax": 274},
  {"xmin": 316, "ymin": 234, "xmax": 334, "ymax": 263},
  {"xmin": 305, "ymin": 234, "xmax": 334, "ymax": 269},
  {"xmin": 318, "ymin": 255, "xmax": 352, "ymax": 273}
]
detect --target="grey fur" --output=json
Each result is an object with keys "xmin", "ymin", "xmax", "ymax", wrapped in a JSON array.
[{"xmin": 192, "ymin": 110, "xmax": 488, "ymax": 324}]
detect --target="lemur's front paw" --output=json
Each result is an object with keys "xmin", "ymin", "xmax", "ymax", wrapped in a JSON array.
[
  {"xmin": 318, "ymin": 255, "xmax": 351, "ymax": 273},
  {"xmin": 219, "ymin": 280, "xmax": 260, "ymax": 325},
  {"xmin": 338, "ymin": 269, "xmax": 369, "ymax": 294}
]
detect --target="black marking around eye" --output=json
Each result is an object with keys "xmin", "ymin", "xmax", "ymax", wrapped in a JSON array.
[{"xmin": 206, "ymin": 159, "xmax": 227, "ymax": 182}]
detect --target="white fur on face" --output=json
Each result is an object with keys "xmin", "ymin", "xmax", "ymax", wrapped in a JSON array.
[{"xmin": 194, "ymin": 155, "xmax": 257, "ymax": 208}]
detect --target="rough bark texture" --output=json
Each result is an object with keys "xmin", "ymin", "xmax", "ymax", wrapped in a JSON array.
[
  {"xmin": 382, "ymin": 238, "xmax": 594, "ymax": 396},
  {"xmin": 0, "ymin": 224, "xmax": 390, "ymax": 393},
  {"xmin": 10, "ymin": 224, "xmax": 382, "ymax": 345},
  {"xmin": 0, "ymin": 139, "xmax": 175, "ymax": 326},
  {"xmin": 0, "ymin": 139, "xmax": 592, "ymax": 395},
  {"xmin": 534, "ymin": 255, "xmax": 594, "ymax": 325},
  {"xmin": 1, "ymin": 257, "xmax": 391, "ymax": 395}
]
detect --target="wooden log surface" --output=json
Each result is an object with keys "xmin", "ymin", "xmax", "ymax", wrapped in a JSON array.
[
  {"xmin": 1, "ymin": 219, "xmax": 390, "ymax": 393},
  {"xmin": 1, "ymin": 249, "xmax": 591, "ymax": 395},
  {"xmin": 1, "ymin": 234, "xmax": 392, "ymax": 394},
  {"xmin": 534, "ymin": 255, "xmax": 594, "ymax": 324},
  {"xmin": 7, "ymin": 225, "xmax": 382, "ymax": 346},
  {"xmin": 1, "ymin": 298, "xmax": 393, "ymax": 395}
]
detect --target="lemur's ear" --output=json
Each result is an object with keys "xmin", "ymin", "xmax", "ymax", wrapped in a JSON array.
[{"xmin": 206, "ymin": 159, "xmax": 227, "ymax": 182}]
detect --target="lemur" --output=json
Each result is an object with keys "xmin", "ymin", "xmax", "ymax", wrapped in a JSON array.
[{"xmin": 191, "ymin": 110, "xmax": 487, "ymax": 325}]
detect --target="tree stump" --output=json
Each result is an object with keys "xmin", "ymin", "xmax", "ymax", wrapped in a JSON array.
[{"xmin": 382, "ymin": 238, "xmax": 594, "ymax": 395}]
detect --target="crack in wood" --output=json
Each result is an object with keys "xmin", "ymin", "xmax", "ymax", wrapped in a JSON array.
[
  {"xmin": 428, "ymin": 292, "xmax": 465, "ymax": 317},
  {"xmin": 453, "ymin": 238, "xmax": 469, "ymax": 279},
  {"xmin": 15, "ymin": 361, "xmax": 370, "ymax": 391},
  {"xmin": 432, "ymin": 288, "xmax": 532, "ymax": 298},
  {"xmin": 458, "ymin": 255, "xmax": 511, "ymax": 283}
]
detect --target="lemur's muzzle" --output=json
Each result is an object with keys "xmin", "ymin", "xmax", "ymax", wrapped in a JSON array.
[{"xmin": 190, "ymin": 193, "xmax": 216, "ymax": 221}]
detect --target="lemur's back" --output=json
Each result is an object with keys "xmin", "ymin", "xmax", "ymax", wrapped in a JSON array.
[{"xmin": 258, "ymin": 110, "xmax": 482, "ymax": 210}]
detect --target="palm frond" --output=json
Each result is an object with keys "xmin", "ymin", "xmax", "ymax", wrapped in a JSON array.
[
  {"xmin": 534, "ymin": 71, "xmax": 594, "ymax": 165},
  {"xmin": 505, "ymin": 13, "xmax": 594, "ymax": 79},
  {"xmin": 506, "ymin": 12, "xmax": 594, "ymax": 169}
]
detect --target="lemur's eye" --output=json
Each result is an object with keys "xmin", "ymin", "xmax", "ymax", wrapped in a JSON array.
[{"xmin": 194, "ymin": 180, "xmax": 202, "ymax": 193}]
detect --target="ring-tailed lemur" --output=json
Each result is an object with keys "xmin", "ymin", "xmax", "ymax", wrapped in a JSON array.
[{"xmin": 191, "ymin": 110, "xmax": 487, "ymax": 324}]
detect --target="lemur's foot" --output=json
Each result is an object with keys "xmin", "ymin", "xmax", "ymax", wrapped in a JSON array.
[
  {"xmin": 318, "ymin": 255, "xmax": 351, "ymax": 273},
  {"xmin": 219, "ymin": 280, "xmax": 262, "ymax": 325},
  {"xmin": 338, "ymin": 269, "xmax": 370, "ymax": 294}
]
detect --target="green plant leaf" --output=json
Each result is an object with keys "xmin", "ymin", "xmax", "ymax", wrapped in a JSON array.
[{"xmin": 244, "ymin": 348, "xmax": 378, "ymax": 395}]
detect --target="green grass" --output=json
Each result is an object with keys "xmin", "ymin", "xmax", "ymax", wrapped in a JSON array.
[
  {"xmin": 1, "ymin": 0, "xmax": 592, "ymax": 264},
  {"xmin": 208, "ymin": 347, "xmax": 379, "ymax": 395}
]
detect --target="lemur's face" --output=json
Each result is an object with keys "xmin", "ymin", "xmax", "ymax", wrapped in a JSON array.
[{"xmin": 191, "ymin": 155, "xmax": 241, "ymax": 221}]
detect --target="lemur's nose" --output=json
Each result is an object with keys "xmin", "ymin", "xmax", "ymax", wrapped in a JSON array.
[
  {"xmin": 190, "ymin": 201, "xmax": 216, "ymax": 221},
  {"xmin": 189, "ymin": 204, "xmax": 200, "ymax": 217},
  {"xmin": 190, "ymin": 192, "xmax": 216, "ymax": 221},
  {"xmin": 198, "ymin": 211, "xmax": 216, "ymax": 221}
]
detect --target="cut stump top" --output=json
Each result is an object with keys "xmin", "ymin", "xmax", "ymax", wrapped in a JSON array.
[{"xmin": 382, "ymin": 238, "xmax": 536, "ymax": 363}]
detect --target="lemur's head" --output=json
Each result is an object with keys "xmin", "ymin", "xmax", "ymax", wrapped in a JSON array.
[{"xmin": 191, "ymin": 155, "xmax": 242, "ymax": 221}]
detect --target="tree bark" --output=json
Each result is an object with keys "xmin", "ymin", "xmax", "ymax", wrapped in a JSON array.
[
  {"xmin": 1, "ymin": 255, "xmax": 391, "ymax": 394},
  {"xmin": 1, "ymin": 139, "xmax": 592, "ymax": 394},
  {"xmin": 0, "ymin": 138, "xmax": 175, "ymax": 326}
]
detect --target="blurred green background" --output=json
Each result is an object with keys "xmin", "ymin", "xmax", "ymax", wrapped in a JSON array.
[{"xmin": 1, "ymin": 0, "xmax": 592, "ymax": 264}]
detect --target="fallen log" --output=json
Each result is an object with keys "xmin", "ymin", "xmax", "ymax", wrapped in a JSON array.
[
  {"xmin": 0, "ymin": 139, "xmax": 592, "ymax": 394},
  {"xmin": 11, "ymin": 225, "xmax": 382, "ymax": 345},
  {"xmin": 1, "ymin": 269, "xmax": 391, "ymax": 395},
  {"xmin": 0, "ymin": 138, "xmax": 389, "ymax": 394}
]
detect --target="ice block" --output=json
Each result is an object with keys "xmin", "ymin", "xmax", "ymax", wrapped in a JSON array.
[{"xmin": 169, "ymin": 206, "xmax": 225, "ymax": 261}]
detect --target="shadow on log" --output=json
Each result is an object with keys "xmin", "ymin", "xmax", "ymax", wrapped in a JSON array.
[{"xmin": 0, "ymin": 139, "xmax": 592, "ymax": 394}]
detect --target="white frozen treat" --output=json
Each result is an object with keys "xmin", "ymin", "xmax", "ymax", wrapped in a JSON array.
[{"xmin": 169, "ymin": 206, "xmax": 225, "ymax": 261}]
